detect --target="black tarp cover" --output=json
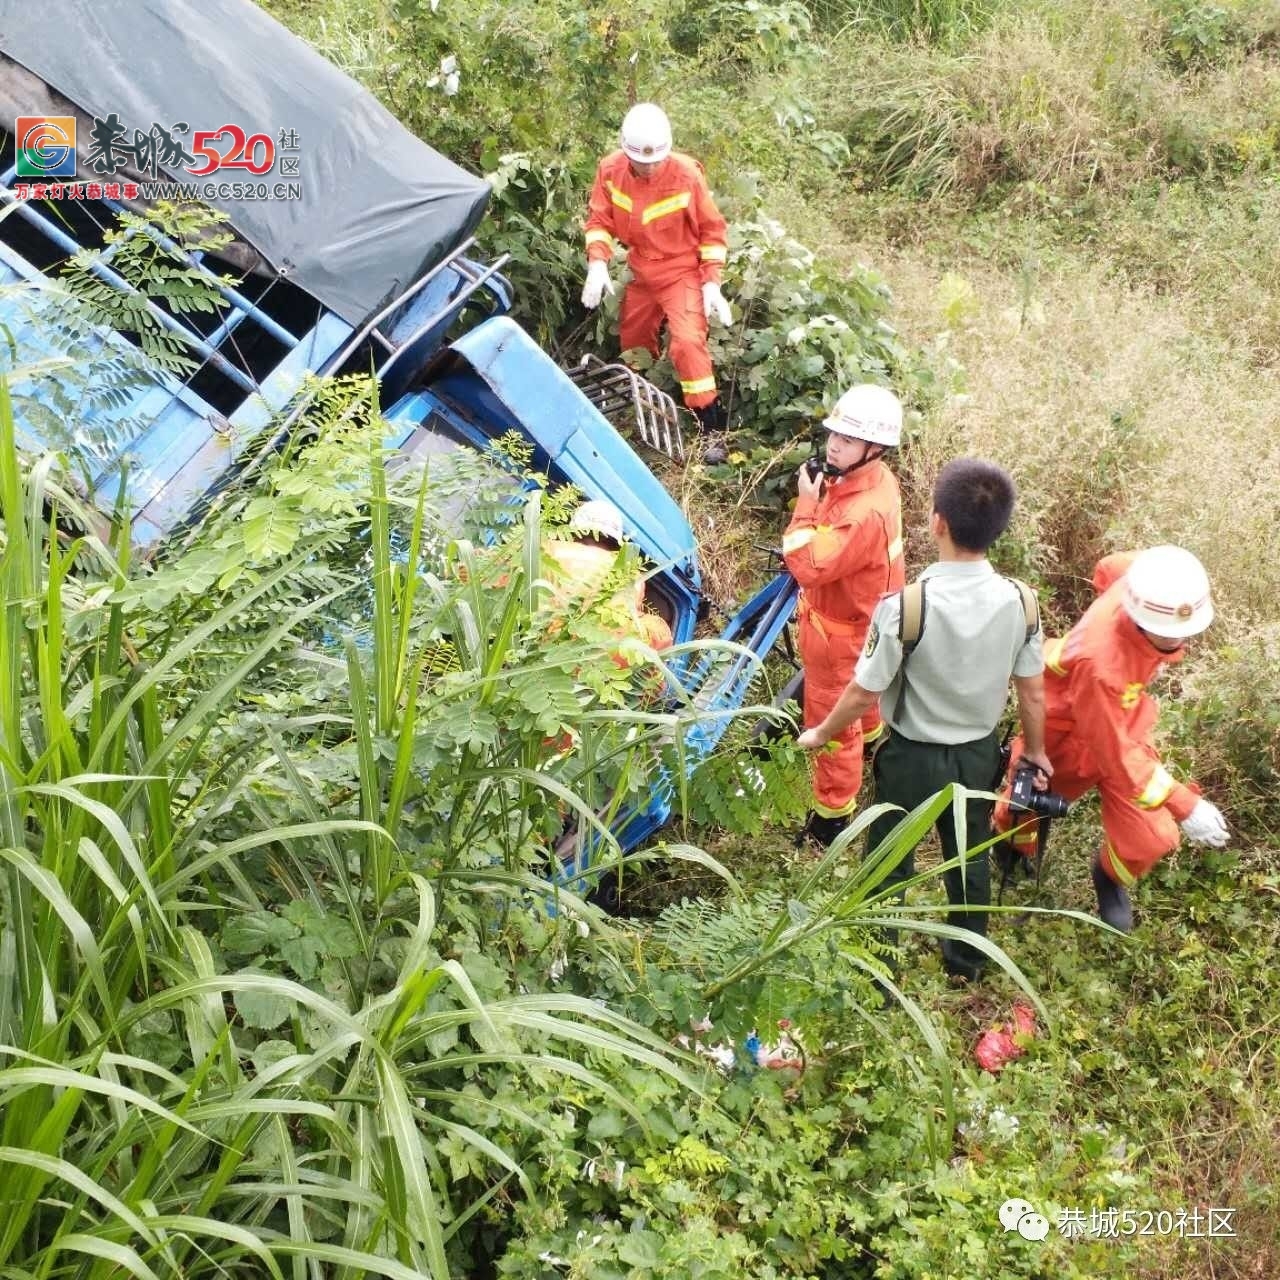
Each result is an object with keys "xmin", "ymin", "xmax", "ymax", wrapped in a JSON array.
[{"xmin": 0, "ymin": 0, "xmax": 490, "ymax": 324}]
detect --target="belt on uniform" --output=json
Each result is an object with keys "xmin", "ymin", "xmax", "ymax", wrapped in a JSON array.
[{"xmin": 798, "ymin": 596, "xmax": 862, "ymax": 638}]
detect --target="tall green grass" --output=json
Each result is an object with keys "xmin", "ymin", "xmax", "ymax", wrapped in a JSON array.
[
  {"xmin": 0, "ymin": 377, "xmax": 718, "ymax": 1277},
  {"xmin": 806, "ymin": 0, "xmax": 1000, "ymax": 42}
]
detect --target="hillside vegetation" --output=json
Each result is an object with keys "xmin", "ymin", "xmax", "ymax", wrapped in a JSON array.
[
  {"xmin": 282, "ymin": 0, "xmax": 1280, "ymax": 1273},
  {"xmin": 261, "ymin": 1, "xmax": 1280, "ymax": 1274}
]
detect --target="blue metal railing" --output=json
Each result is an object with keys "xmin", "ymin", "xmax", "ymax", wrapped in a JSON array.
[
  {"xmin": 1, "ymin": 176, "xmax": 261, "ymax": 394},
  {"xmin": 555, "ymin": 569, "xmax": 800, "ymax": 884}
]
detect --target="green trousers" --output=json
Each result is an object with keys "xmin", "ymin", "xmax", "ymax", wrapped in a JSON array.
[{"xmin": 865, "ymin": 728, "xmax": 1001, "ymax": 980}]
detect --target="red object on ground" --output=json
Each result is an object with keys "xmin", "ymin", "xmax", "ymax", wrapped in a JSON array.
[
  {"xmin": 974, "ymin": 1003, "xmax": 1038, "ymax": 1074},
  {"xmin": 974, "ymin": 1029, "xmax": 1021, "ymax": 1073},
  {"xmin": 1011, "ymin": 1002, "xmax": 1037, "ymax": 1038}
]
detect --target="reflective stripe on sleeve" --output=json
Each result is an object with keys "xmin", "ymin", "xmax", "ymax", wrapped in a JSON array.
[
  {"xmin": 885, "ymin": 508, "xmax": 904, "ymax": 564},
  {"xmin": 641, "ymin": 192, "xmax": 691, "ymax": 224},
  {"xmin": 1043, "ymin": 636, "xmax": 1067, "ymax": 675},
  {"xmin": 680, "ymin": 375, "xmax": 716, "ymax": 395},
  {"xmin": 606, "ymin": 182, "xmax": 633, "ymax": 211},
  {"xmin": 585, "ymin": 228, "xmax": 614, "ymax": 248},
  {"xmin": 1135, "ymin": 764, "xmax": 1176, "ymax": 810},
  {"xmin": 782, "ymin": 528, "xmax": 815, "ymax": 554},
  {"xmin": 699, "ymin": 244, "xmax": 727, "ymax": 262}
]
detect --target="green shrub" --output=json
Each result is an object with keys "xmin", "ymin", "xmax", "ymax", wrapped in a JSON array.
[
  {"xmin": 0, "ymin": 362, "xmax": 713, "ymax": 1277},
  {"xmin": 714, "ymin": 212, "xmax": 910, "ymax": 437},
  {"xmin": 1158, "ymin": 633, "xmax": 1280, "ymax": 836},
  {"xmin": 671, "ymin": 0, "xmax": 815, "ymax": 66},
  {"xmin": 1157, "ymin": 0, "xmax": 1244, "ymax": 70},
  {"xmin": 482, "ymin": 149, "xmax": 593, "ymax": 345}
]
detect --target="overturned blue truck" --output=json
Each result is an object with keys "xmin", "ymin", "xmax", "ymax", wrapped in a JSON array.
[{"xmin": 0, "ymin": 0, "xmax": 800, "ymax": 877}]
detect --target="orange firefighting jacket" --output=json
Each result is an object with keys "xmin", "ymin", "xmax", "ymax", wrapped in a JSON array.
[
  {"xmin": 584, "ymin": 151, "xmax": 728, "ymax": 288},
  {"xmin": 1043, "ymin": 552, "xmax": 1198, "ymax": 820},
  {"xmin": 781, "ymin": 461, "xmax": 905, "ymax": 635}
]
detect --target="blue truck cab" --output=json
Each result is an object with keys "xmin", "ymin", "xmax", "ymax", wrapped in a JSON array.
[{"xmin": 0, "ymin": 0, "xmax": 799, "ymax": 870}]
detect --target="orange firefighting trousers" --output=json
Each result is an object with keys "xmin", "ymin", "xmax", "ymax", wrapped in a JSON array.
[
  {"xmin": 619, "ymin": 260, "xmax": 716, "ymax": 410},
  {"xmin": 995, "ymin": 731, "xmax": 1181, "ymax": 885},
  {"xmin": 799, "ymin": 601, "xmax": 882, "ymax": 819}
]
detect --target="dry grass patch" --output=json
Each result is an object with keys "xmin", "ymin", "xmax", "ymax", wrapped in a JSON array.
[{"xmin": 862, "ymin": 248, "xmax": 1280, "ymax": 623}]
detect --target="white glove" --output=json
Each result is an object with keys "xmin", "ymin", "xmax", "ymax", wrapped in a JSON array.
[
  {"xmin": 1180, "ymin": 798, "xmax": 1229, "ymax": 847},
  {"xmin": 581, "ymin": 260, "xmax": 613, "ymax": 309},
  {"xmin": 702, "ymin": 281, "xmax": 733, "ymax": 326}
]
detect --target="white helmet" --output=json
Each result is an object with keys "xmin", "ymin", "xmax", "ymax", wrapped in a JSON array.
[
  {"xmin": 822, "ymin": 384, "xmax": 903, "ymax": 447},
  {"xmin": 1123, "ymin": 545, "xmax": 1214, "ymax": 639},
  {"xmin": 569, "ymin": 499, "xmax": 625, "ymax": 544},
  {"xmin": 620, "ymin": 103, "xmax": 672, "ymax": 164}
]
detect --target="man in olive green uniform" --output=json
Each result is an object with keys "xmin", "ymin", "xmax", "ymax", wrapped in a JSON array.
[{"xmin": 799, "ymin": 458, "xmax": 1051, "ymax": 981}]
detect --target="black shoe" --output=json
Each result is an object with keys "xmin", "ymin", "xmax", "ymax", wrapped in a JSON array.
[
  {"xmin": 992, "ymin": 837, "xmax": 1022, "ymax": 879},
  {"xmin": 797, "ymin": 811, "xmax": 849, "ymax": 850},
  {"xmin": 690, "ymin": 401, "xmax": 728, "ymax": 463},
  {"xmin": 701, "ymin": 436, "xmax": 728, "ymax": 465},
  {"xmin": 941, "ymin": 939, "xmax": 985, "ymax": 984},
  {"xmin": 1091, "ymin": 852, "xmax": 1133, "ymax": 933},
  {"xmin": 690, "ymin": 400, "xmax": 726, "ymax": 433}
]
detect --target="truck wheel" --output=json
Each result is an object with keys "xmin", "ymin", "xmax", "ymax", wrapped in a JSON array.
[{"xmin": 587, "ymin": 868, "xmax": 623, "ymax": 915}]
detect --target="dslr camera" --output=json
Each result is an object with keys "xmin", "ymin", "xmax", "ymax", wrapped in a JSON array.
[{"xmin": 1009, "ymin": 760, "xmax": 1070, "ymax": 819}]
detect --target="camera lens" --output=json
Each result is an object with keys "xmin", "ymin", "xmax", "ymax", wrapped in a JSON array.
[
  {"xmin": 1013, "ymin": 765, "xmax": 1070, "ymax": 819},
  {"xmin": 1037, "ymin": 791, "xmax": 1070, "ymax": 819}
]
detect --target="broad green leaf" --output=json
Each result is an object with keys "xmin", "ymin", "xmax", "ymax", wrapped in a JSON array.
[{"xmin": 221, "ymin": 911, "xmax": 300, "ymax": 956}]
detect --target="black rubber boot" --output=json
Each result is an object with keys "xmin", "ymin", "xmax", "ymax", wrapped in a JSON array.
[
  {"xmin": 691, "ymin": 401, "xmax": 728, "ymax": 464},
  {"xmin": 797, "ymin": 811, "xmax": 850, "ymax": 851},
  {"xmin": 1091, "ymin": 850, "xmax": 1133, "ymax": 933},
  {"xmin": 991, "ymin": 837, "xmax": 1022, "ymax": 880}
]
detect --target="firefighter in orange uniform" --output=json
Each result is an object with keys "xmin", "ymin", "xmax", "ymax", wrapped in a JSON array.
[
  {"xmin": 995, "ymin": 546, "xmax": 1230, "ymax": 932},
  {"xmin": 580, "ymin": 103, "xmax": 733, "ymax": 464},
  {"xmin": 542, "ymin": 499, "xmax": 674, "ymax": 656},
  {"xmin": 782, "ymin": 385, "xmax": 906, "ymax": 847}
]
